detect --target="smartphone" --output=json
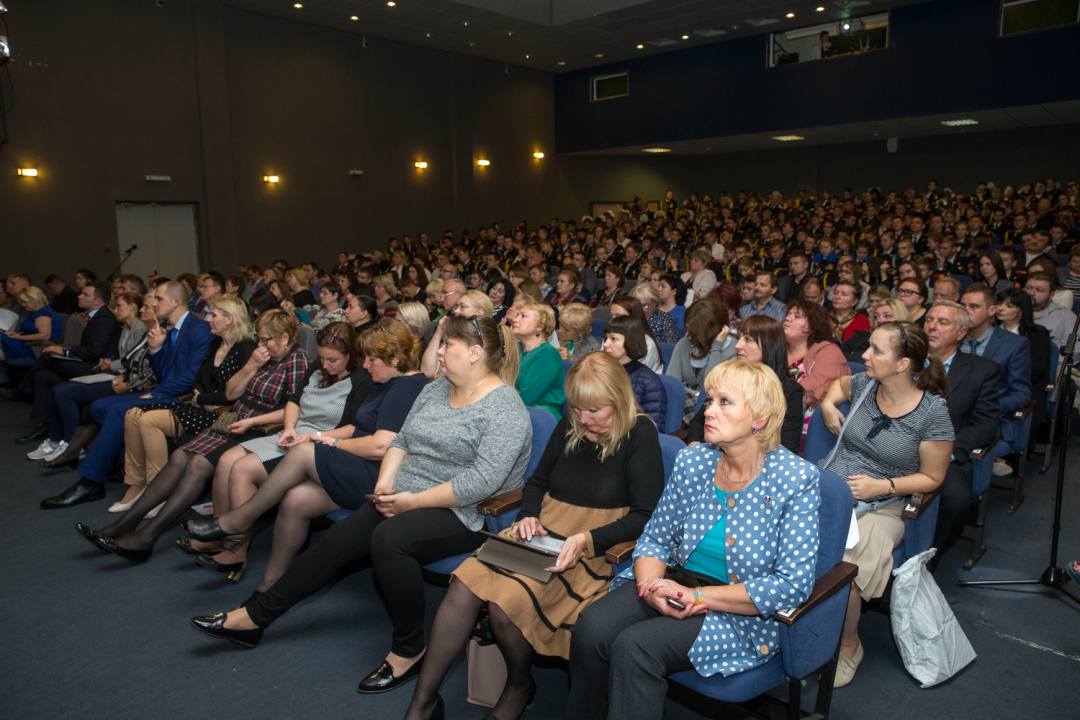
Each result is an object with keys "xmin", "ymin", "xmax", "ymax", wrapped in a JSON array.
[
  {"xmin": 666, "ymin": 598, "xmax": 686, "ymax": 611},
  {"xmin": 365, "ymin": 493, "xmax": 395, "ymax": 503}
]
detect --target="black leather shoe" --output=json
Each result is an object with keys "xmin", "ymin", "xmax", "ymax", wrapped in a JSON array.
[
  {"xmin": 75, "ymin": 523, "xmax": 109, "ymax": 554},
  {"xmin": 175, "ymin": 535, "xmax": 222, "ymax": 556},
  {"xmin": 190, "ymin": 613, "xmax": 263, "ymax": 648},
  {"xmin": 94, "ymin": 535, "xmax": 152, "ymax": 565},
  {"xmin": 186, "ymin": 517, "xmax": 234, "ymax": 543},
  {"xmin": 15, "ymin": 422, "xmax": 48, "ymax": 444},
  {"xmin": 195, "ymin": 554, "xmax": 247, "ymax": 583},
  {"xmin": 40, "ymin": 479, "xmax": 105, "ymax": 509},
  {"xmin": 357, "ymin": 655, "xmax": 425, "ymax": 694}
]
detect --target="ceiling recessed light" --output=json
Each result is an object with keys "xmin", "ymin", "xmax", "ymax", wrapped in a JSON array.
[
  {"xmin": 17, "ymin": 168, "xmax": 38, "ymax": 177},
  {"xmin": 525, "ymin": 54, "xmax": 529, "ymax": 58},
  {"xmin": 942, "ymin": 119, "xmax": 979, "ymax": 126},
  {"xmin": 816, "ymin": 6, "xmax": 825, "ymax": 11},
  {"xmin": 350, "ymin": 15, "xmax": 358, "ymax": 21},
  {"xmin": 557, "ymin": 61, "xmax": 565, "ymax": 65},
  {"xmin": 477, "ymin": 159, "xmax": 490, "ymax": 166},
  {"xmin": 772, "ymin": 135, "xmax": 804, "ymax": 141},
  {"xmin": 507, "ymin": 31, "xmax": 513, "ymax": 36},
  {"xmin": 642, "ymin": 148, "xmax": 671, "ymax": 153},
  {"xmin": 533, "ymin": 152, "xmax": 545, "ymax": 159},
  {"xmin": 263, "ymin": 174, "xmax": 280, "ymax": 183},
  {"xmin": 462, "ymin": 20, "xmax": 469, "ymax": 26},
  {"xmin": 425, "ymin": 32, "xmax": 431, "ymax": 37},
  {"xmin": 681, "ymin": 35, "xmax": 689, "ymax": 39},
  {"xmin": 636, "ymin": 44, "xmax": 644, "ymax": 49},
  {"xmin": 595, "ymin": 53, "xmax": 603, "ymax": 57},
  {"xmin": 293, "ymin": 3, "xmax": 302, "ymax": 8},
  {"xmin": 386, "ymin": 1, "xmax": 395, "ymax": 6},
  {"xmin": 786, "ymin": 12, "xmax": 795, "ymax": 18},
  {"xmin": 414, "ymin": 161, "xmax": 427, "ymax": 169}
]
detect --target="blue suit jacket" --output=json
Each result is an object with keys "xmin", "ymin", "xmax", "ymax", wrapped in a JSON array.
[
  {"xmin": 147, "ymin": 314, "xmax": 214, "ymax": 400},
  {"xmin": 976, "ymin": 325, "xmax": 1032, "ymax": 445}
]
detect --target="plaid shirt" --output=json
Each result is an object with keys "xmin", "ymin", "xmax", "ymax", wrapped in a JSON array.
[{"xmin": 181, "ymin": 346, "xmax": 309, "ymax": 456}]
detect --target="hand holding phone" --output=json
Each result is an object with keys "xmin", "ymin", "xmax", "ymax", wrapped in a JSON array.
[
  {"xmin": 666, "ymin": 598, "xmax": 686, "ymax": 611},
  {"xmin": 365, "ymin": 492, "xmax": 396, "ymax": 504}
]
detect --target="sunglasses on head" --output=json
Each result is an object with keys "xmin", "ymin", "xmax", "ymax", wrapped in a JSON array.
[{"xmin": 315, "ymin": 329, "xmax": 347, "ymax": 345}]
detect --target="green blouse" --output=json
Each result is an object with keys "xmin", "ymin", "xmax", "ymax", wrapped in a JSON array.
[{"xmin": 515, "ymin": 341, "xmax": 566, "ymax": 419}]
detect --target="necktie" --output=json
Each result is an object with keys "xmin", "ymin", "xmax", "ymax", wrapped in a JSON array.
[{"xmin": 170, "ymin": 327, "xmax": 179, "ymax": 348}]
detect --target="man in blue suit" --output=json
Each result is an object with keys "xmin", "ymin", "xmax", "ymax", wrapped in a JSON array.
[
  {"xmin": 960, "ymin": 285, "xmax": 1032, "ymax": 452},
  {"xmin": 41, "ymin": 282, "xmax": 213, "ymax": 509}
]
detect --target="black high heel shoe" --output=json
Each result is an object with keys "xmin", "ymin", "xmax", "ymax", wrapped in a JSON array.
[
  {"xmin": 174, "ymin": 535, "xmax": 222, "ymax": 556},
  {"xmin": 74, "ymin": 523, "xmax": 108, "ymax": 554},
  {"xmin": 190, "ymin": 613, "xmax": 263, "ymax": 648},
  {"xmin": 186, "ymin": 517, "xmax": 236, "ymax": 543},
  {"xmin": 93, "ymin": 535, "xmax": 152, "ymax": 565},
  {"xmin": 424, "ymin": 695, "xmax": 445, "ymax": 720},
  {"xmin": 195, "ymin": 554, "xmax": 247, "ymax": 583},
  {"xmin": 480, "ymin": 679, "xmax": 536, "ymax": 720}
]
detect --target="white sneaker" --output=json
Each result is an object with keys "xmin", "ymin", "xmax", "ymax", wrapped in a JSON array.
[
  {"xmin": 42, "ymin": 441, "xmax": 70, "ymax": 463},
  {"xmin": 992, "ymin": 459, "xmax": 1013, "ymax": 477},
  {"xmin": 27, "ymin": 440, "xmax": 58, "ymax": 460}
]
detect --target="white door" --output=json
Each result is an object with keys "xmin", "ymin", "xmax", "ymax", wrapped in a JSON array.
[{"xmin": 114, "ymin": 203, "xmax": 199, "ymax": 281}]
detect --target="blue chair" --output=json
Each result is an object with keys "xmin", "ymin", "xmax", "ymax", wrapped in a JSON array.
[
  {"xmin": 658, "ymin": 342, "xmax": 675, "ymax": 373},
  {"xmin": 963, "ymin": 439, "xmax": 996, "ymax": 570},
  {"xmin": 951, "ymin": 274, "xmax": 973, "ymax": 292},
  {"xmin": 659, "ymin": 374, "xmax": 685, "ymax": 435},
  {"xmin": 591, "ymin": 318, "xmax": 607, "ymax": 342},
  {"xmin": 563, "ymin": 359, "xmax": 576, "ymax": 376},
  {"xmin": 423, "ymin": 407, "xmax": 559, "ymax": 579},
  {"xmin": 1037, "ymin": 343, "xmax": 1061, "ymax": 473},
  {"xmin": 676, "ymin": 325, "xmax": 686, "ymax": 340},
  {"xmin": 847, "ymin": 361, "xmax": 865, "ymax": 375},
  {"xmin": 987, "ymin": 402, "xmax": 1035, "ymax": 515},
  {"xmin": 1073, "ymin": 298, "xmax": 1080, "ymax": 316},
  {"xmin": 667, "ymin": 467, "xmax": 856, "ymax": 719},
  {"xmin": 805, "ymin": 404, "xmax": 939, "ymax": 569},
  {"xmin": 694, "ymin": 387, "xmax": 708, "ymax": 415}
]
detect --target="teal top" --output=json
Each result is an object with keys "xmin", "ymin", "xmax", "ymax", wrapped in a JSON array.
[
  {"xmin": 515, "ymin": 341, "xmax": 566, "ymax": 419},
  {"xmin": 683, "ymin": 476, "xmax": 760, "ymax": 583}
]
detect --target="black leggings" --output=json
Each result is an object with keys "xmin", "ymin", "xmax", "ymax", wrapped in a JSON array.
[{"xmin": 246, "ymin": 503, "xmax": 484, "ymax": 657}]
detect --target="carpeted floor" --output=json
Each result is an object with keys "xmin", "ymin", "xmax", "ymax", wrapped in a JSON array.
[{"xmin": 1, "ymin": 401, "xmax": 1078, "ymax": 720}]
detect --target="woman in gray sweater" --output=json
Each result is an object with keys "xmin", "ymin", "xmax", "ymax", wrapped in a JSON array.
[
  {"xmin": 189, "ymin": 316, "xmax": 532, "ymax": 694},
  {"xmin": 665, "ymin": 297, "xmax": 736, "ymax": 423}
]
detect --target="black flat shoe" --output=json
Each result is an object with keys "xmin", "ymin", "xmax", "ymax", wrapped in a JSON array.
[
  {"xmin": 195, "ymin": 554, "xmax": 247, "ymax": 583},
  {"xmin": 186, "ymin": 517, "xmax": 234, "ymax": 543},
  {"xmin": 357, "ymin": 655, "xmax": 425, "ymax": 694},
  {"xmin": 40, "ymin": 479, "xmax": 105, "ymax": 509},
  {"xmin": 174, "ymin": 535, "xmax": 222, "ymax": 556},
  {"xmin": 14, "ymin": 421, "xmax": 46, "ymax": 442},
  {"xmin": 94, "ymin": 535, "xmax": 152, "ymax": 565},
  {"xmin": 74, "ymin": 523, "xmax": 108, "ymax": 555},
  {"xmin": 190, "ymin": 613, "xmax": 263, "ymax": 648}
]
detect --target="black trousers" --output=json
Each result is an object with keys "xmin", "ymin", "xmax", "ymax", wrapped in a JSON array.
[
  {"xmin": 931, "ymin": 460, "xmax": 974, "ymax": 570},
  {"xmin": 567, "ymin": 582, "xmax": 703, "ymax": 720},
  {"xmin": 246, "ymin": 503, "xmax": 484, "ymax": 657},
  {"xmin": 18, "ymin": 354, "xmax": 96, "ymax": 423}
]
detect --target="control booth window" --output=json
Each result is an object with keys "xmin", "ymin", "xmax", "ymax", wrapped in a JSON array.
[
  {"xmin": 591, "ymin": 72, "xmax": 629, "ymax": 101},
  {"xmin": 769, "ymin": 13, "xmax": 888, "ymax": 67},
  {"xmin": 1001, "ymin": 0, "xmax": 1079, "ymax": 37}
]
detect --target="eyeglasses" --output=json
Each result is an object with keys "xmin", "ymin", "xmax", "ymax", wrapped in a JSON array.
[
  {"xmin": 256, "ymin": 336, "xmax": 273, "ymax": 345},
  {"xmin": 896, "ymin": 288, "xmax": 922, "ymax": 297},
  {"xmin": 316, "ymin": 329, "xmax": 347, "ymax": 345}
]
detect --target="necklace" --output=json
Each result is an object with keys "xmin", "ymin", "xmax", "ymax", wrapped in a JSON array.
[
  {"xmin": 721, "ymin": 453, "xmax": 765, "ymax": 492},
  {"xmin": 456, "ymin": 374, "xmax": 492, "ymax": 403}
]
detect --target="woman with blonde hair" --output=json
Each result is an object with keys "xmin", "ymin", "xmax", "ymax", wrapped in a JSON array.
[
  {"xmin": 555, "ymin": 303, "xmax": 601, "ymax": 362},
  {"xmin": 569, "ymin": 361, "xmax": 821, "ymax": 720},
  {"xmin": 1, "ymin": 286, "xmax": 60, "ymax": 362},
  {"xmin": 285, "ymin": 268, "xmax": 316, "ymax": 307},
  {"xmin": 405, "ymin": 352, "xmax": 665, "ymax": 720},
  {"xmin": 421, "ymin": 289, "xmax": 494, "ymax": 379},
  {"xmin": 512, "ymin": 302, "xmax": 566, "ymax": 418},
  {"xmin": 372, "ymin": 275, "xmax": 400, "ymax": 317},
  {"xmin": 396, "ymin": 302, "xmax": 431, "ymax": 341},
  {"xmin": 629, "ymin": 282, "xmax": 680, "ymax": 344}
]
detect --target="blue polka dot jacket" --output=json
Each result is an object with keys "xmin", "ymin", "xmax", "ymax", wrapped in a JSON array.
[{"xmin": 612, "ymin": 444, "xmax": 821, "ymax": 677}]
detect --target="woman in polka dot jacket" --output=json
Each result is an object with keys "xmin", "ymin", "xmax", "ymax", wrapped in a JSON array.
[{"xmin": 568, "ymin": 361, "xmax": 820, "ymax": 720}]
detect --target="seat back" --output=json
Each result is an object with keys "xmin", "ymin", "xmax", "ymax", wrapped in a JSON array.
[
  {"xmin": 815, "ymin": 468, "xmax": 854, "ymax": 576},
  {"xmin": 297, "ymin": 324, "xmax": 317, "ymax": 358},
  {"xmin": 55, "ymin": 312, "xmax": 69, "ymax": 342},
  {"xmin": 563, "ymin": 359, "xmax": 575, "ymax": 376},
  {"xmin": 62, "ymin": 313, "xmax": 86, "ymax": 348},
  {"xmin": 803, "ymin": 403, "xmax": 847, "ymax": 466},
  {"xmin": 659, "ymin": 374, "xmax": 685, "ymax": 434},
  {"xmin": 591, "ymin": 318, "xmax": 607, "ymax": 341},
  {"xmin": 951, "ymin": 274, "xmax": 973, "ymax": 292},
  {"xmin": 847, "ymin": 362, "xmax": 865, "ymax": 375},
  {"xmin": 694, "ymin": 387, "xmax": 708, "ymax": 415},
  {"xmin": 658, "ymin": 434, "xmax": 685, "ymax": 483},
  {"xmin": 658, "ymin": 342, "xmax": 675, "ymax": 372},
  {"xmin": 524, "ymin": 406, "xmax": 558, "ymax": 480},
  {"xmin": 676, "ymin": 325, "xmax": 686, "ymax": 339}
]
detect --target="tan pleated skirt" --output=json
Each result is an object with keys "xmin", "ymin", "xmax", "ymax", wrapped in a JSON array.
[
  {"xmin": 843, "ymin": 501, "xmax": 906, "ymax": 601},
  {"xmin": 453, "ymin": 496, "xmax": 626, "ymax": 659}
]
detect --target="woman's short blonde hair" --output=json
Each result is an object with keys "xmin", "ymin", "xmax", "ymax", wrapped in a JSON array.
[
  {"xmin": 559, "ymin": 303, "xmax": 593, "ymax": 336},
  {"xmin": 521, "ymin": 302, "xmax": 556, "ymax": 337},
  {"xmin": 17, "ymin": 286, "xmax": 49, "ymax": 309},
  {"xmin": 564, "ymin": 352, "xmax": 646, "ymax": 461},
  {"xmin": 873, "ymin": 298, "xmax": 911, "ymax": 326},
  {"xmin": 209, "ymin": 294, "xmax": 254, "ymax": 344},
  {"xmin": 691, "ymin": 249, "xmax": 713, "ymax": 266},
  {"xmin": 372, "ymin": 274, "xmax": 398, "ymax": 297},
  {"xmin": 628, "ymin": 281, "xmax": 661, "ymax": 309},
  {"xmin": 703, "ymin": 360, "xmax": 785, "ymax": 453},
  {"xmin": 462, "ymin": 289, "xmax": 495, "ymax": 318},
  {"xmin": 286, "ymin": 268, "xmax": 309, "ymax": 288},
  {"xmin": 516, "ymin": 280, "xmax": 543, "ymax": 304},
  {"xmin": 254, "ymin": 308, "xmax": 299, "ymax": 350},
  {"xmin": 426, "ymin": 278, "xmax": 445, "ymax": 296},
  {"xmin": 358, "ymin": 317, "xmax": 422, "ymax": 372},
  {"xmin": 396, "ymin": 302, "xmax": 431, "ymax": 339}
]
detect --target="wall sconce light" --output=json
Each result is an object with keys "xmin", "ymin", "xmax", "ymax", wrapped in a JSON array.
[
  {"xmin": 264, "ymin": 175, "xmax": 280, "ymax": 183},
  {"xmin": 414, "ymin": 161, "xmax": 427, "ymax": 169},
  {"xmin": 17, "ymin": 168, "xmax": 38, "ymax": 176},
  {"xmin": 533, "ymin": 152, "xmax": 544, "ymax": 159},
  {"xmin": 477, "ymin": 159, "xmax": 490, "ymax": 166}
]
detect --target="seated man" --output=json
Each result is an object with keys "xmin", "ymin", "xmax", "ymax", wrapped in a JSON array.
[
  {"xmin": 1026, "ymin": 272, "xmax": 1075, "ymax": 348},
  {"xmin": 924, "ymin": 301, "xmax": 1000, "ymax": 570},
  {"xmin": 45, "ymin": 274, "xmax": 80, "ymax": 315},
  {"xmin": 2, "ymin": 280, "xmax": 121, "ymax": 444},
  {"xmin": 39, "ymin": 281, "xmax": 213, "ymax": 509}
]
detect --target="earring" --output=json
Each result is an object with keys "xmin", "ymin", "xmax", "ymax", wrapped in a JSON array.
[
  {"xmin": 535, "ymin": 331, "xmax": 541, "ymax": 337},
  {"xmin": 751, "ymin": 426, "xmax": 759, "ymax": 435}
]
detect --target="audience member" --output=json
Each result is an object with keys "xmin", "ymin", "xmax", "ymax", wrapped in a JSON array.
[
  {"xmin": 555, "ymin": 303, "xmax": 601, "ymax": 362},
  {"xmin": 610, "ymin": 297, "xmax": 664, "ymax": 373},
  {"xmin": 512, "ymin": 302, "xmax": 566, "ymax": 419},
  {"xmin": 783, "ymin": 300, "xmax": 851, "ymax": 426},
  {"xmin": 665, "ymin": 298, "xmax": 735, "ymax": 424},
  {"xmin": 603, "ymin": 315, "xmax": 667, "ymax": 427}
]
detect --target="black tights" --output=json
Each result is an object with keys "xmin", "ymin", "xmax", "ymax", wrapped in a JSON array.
[
  {"xmin": 96, "ymin": 448, "xmax": 215, "ymax": 552},
  {"xmin": 405, "ymin": 578, "xmax": 535, "ymax": 720}
]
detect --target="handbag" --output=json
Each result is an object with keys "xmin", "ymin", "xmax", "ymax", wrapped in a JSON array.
[
  {"xmin": 819, "ymin": 376, "xmax": 876, "ymax": 471},
  {"xmin": 208, "ymin": 409, "xmax": 239, "ymax": 435},
  {"xmin": 466, "ymin": 616, "xmax": 507, "ymax": 708}
]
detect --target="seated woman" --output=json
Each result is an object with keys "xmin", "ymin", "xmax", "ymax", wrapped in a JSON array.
[
  {"xmin": 396, "ymin": 302, "xmax": 431, "ymax": 344},
  {"xmin": 567, "ymin": 361, "xmax": 821, "ymax": 720},
  {"xmin": 1, "ymin": 286, "xmax": 61, "ymax": 364},
  {"xmin": 285, "ymin": 268, "xmax": 316, "ymax": 308},
  {"xmin": 404, "ymin": 352, "xmax": 666, "ymax": 720},
  {"xmin": 603, "ymin": 315, "xmax": 667, "ymax": 428},
  {"xmin": 830, "ymin": 280, "xmax": 870, "ymax": 343},
  {"xmin": 656, "ymin": 273, "xmax": 687, "ymax": 325},
  {"xmin": 784, "ymin": 299, "xmax": 851, "ymax": 432},
  {"xmin": 75, "ymin": 310, "xmax": 309, "ymax": 564},
  {"xmin": 665, "ymin": 298, "xmax": 735, "ymax": 424},
  {"xmin": 511, "ymin": 302, "xmax": 566, "ymax": 419},
  {"xmin": 188, "ymin": 316, "xmax": 531, "ymax": 696},
  {"xmin": 997, "ymin": 289, "xmax": 1051, "ymax": 453},
  {"xmin": 896, "ymin": 277, "xmax": 929, "ymax": 327},
  {"xmin": 590, "ymin": 266, "xmax": 626, "ymax": 309},
  {"xmin": 554, "ymin": 303, "xmax": 601, "ymax": 363},
  {"xmin": 629, "ymin": 282, "xmax": 680, "ymax": 344},
  {"xmin": 549, "ymin": 268, "xmax": 589, "ymax": 307},
  {"xmin": 248, "ymin": 288, "xmax": 281, "ymax": 319},
  {"xmin": 488, "ymin": 278, "xmax": 516, "ymax": 324},
  {"xmin": 611, "ymin": 297, "xmax": 664, "ymax": 373},
  {"xmin": 345, "ymin": 293, "xmax": 379, "ymax": 335},
  {"xmin": 819, "ymin": 321, "xmax": 952, "ymax": 687},
  {"xmin": 31, "ymin": 293, "xmax": 150, "ymax": 468},
  {"xmin": 372, "ymin": 275, "xmax": 401, "ymax": 317},
  {"xmin": 686, "ymin": 315, "xmax": 802, "ymax": 454},
  {"xmin": 680, "ymin": 249, "xmax": 719, "ymax": 304},
  {"xmin": 421, "ymin": 290, "xmax": 493, "ymax": 379},
  {"xmin": 310, "ymin": 281, "xmax": 348, "ymax": 329},
  {"xmin": 268, "ymin": 279, "xmax": 294, "ymax": 311},
  {"xmin": 181, "ymin": 322, "xmax": 372, "ymax": 579},
  {"xmin": 842, "ymin": 298, "xmax": 911, "ymax": 361}
]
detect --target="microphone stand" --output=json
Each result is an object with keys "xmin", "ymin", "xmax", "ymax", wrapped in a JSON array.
[
  {"xmin": 958, "ymin": 309, "xmax": 1080, "ymax": 605},
  {"xmin": 107, "ymin": 245, "xmax": 138, "ymax": 282}
]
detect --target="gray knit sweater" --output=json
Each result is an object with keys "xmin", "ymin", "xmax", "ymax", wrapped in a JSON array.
[
  {"xmin": 665, "ymin": 335, "xmax": 736, "ymax": 388},
  {"xmin": 388, "ymin": 377, "xmax": 533, "ymax": 531}
]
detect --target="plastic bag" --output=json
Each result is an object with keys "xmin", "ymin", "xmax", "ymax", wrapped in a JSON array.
[{"xmin": 890, "ymin": 548, "xmax": 977, "ymax": 687}]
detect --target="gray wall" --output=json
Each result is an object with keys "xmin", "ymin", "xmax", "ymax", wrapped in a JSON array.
[
  {"xmin": 555, "ymin": 123, "xmax": 1080, "ymax": 215},
  {"xmin": 0, "ymin": 0, "xmax": 559, "ymax": 282}
]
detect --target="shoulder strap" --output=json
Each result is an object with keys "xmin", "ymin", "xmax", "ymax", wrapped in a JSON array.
[{"xmin": 820, "ymin": 376, "xmax": 876, "ymax": 471}]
